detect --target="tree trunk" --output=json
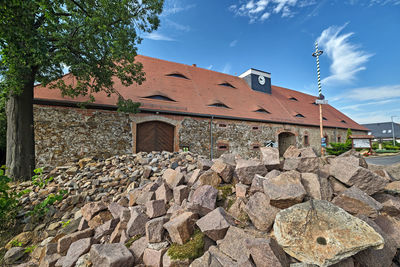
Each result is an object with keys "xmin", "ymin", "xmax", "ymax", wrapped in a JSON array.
[{"xmin": 6, "ymin": 72, "xmax": 36, "ymax": 181}]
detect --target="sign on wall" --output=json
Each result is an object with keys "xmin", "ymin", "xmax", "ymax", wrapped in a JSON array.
[{"xmin": 353, "ymin": 139, "xmax": 371, "ymax": 148}]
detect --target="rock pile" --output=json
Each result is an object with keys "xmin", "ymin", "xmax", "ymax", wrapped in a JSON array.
[{"xmin": 3, "ymin": 146, "xmax": 400, "ymax": 267}]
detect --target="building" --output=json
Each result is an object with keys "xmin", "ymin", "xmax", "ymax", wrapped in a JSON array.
[
  {"xmin": 362, "ymin": 122, "xmax": 400, "ymax": 143},
  {"xmin": 34, "ymin": 55, "xmax": 368, "ymax": 169}
]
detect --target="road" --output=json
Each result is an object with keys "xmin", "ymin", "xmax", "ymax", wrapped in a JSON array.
[{"xmin": 366, "ymin": 154, "xmax": 400, "ymax": 166}]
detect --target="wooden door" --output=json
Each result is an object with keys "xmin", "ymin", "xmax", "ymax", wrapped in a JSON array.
[{"xmin": 136, "ymin": 121, "xmax": 174, "ymax": 153}]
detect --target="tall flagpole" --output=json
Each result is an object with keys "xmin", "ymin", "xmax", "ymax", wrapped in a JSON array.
[{"xmin": 312, "ymin": 42, "xmax": 325, "ymax": 156}]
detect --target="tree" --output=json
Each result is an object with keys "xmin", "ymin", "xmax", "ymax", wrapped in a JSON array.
[{"xmin": 0, "ymin": 0, "xmax": 163, "ymax": 180}]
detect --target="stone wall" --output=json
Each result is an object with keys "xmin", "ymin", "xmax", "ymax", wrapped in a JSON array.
[
  {"xmin": 33, "ymin": 105, "xmax": 366, "ymax": 169},
  {"xmin": 34, "ymin": 105, "xmax": 132, "ymax": 169}
]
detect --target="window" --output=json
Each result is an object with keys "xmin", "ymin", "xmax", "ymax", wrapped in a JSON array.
[
  {"xmin": 252, "ymin": 126, "xmax": 260, "ymax": 130},
  {"xmin": 218, "ymin": 82, "xmax": 235, "ymax": 88},
  {"xmin": 295, "ymin": 113, "xmax": 305, "ymax": 118},
  {"xmin": 255, "ymin": 108, "xmax": 271, "ymax": 114},
  {"xmin": 143, "ymin": 95, "xmax": 176, "ymax": 102},
  {"xmin": 166, "ymin": 73, "xmax": 189, "ymax": 79},
  {"xmin": 323, "ymin": 117, "xmax": 328, "ymax": 121},
  {"xmin": 217, "ymin": 143, "xmax": 229, "ymax": 151},
  {"xmin": 341, "ymin": 120, "xmax": 347, "ymax": 123},
  {"xmin": 304, "ymin": 135, "xmax": 309, "ymax": 146},
  {"xmin": 383, "ymin": 130, "xmax": 387, "ymax": 133},
  {"xmin": 289, "ymin": 97, "xmax": 298, "ymax": 101},
  {"xmin": 208, "ymin": 102, "xmax": 230, "ymax": 108},
  {"xmin": 251, "ymin": 143, "xmax": 261, "ymax": 150},
  {"xmin": 368, "ymin": 132, "xmax": 372, "ymax": 135},
  {"xmin": 388, "ymin": 130, "xmax": 392, "ymax": 133},
  {"xmin": 218, "ymin": 123, "xmax": 227, "ymax": 128},
  {"xmin": 337, "ymin": 136, "xmax": 341, "ymax": 143}
]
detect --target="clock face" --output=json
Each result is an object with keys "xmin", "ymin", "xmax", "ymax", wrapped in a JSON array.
[{"xmin": 258, "ymin": 75, "xmax": 266, "ymax": 85}]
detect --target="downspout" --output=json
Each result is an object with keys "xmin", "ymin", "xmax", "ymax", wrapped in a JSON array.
[{"xmin": 210, "ymin": 116, "xmax": 214, "ymax": 160}]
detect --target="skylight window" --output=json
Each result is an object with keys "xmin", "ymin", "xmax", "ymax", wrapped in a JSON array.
[
  {"xmin": 341, "ymin": 120, "xmax": 347, "ymax": 123},
  {"xmin": 143, "ymin": 95, "xmax": 176, "ymax": 102},
  {"xmin": 295, "ymin": 113, "xmax": 305, "ymax": 118},
  {"xmin": 218, "ymin": 82, "xmax": 236, "ymax": 88},
  {"xmin": 166, "ymin": 73, "xmax": 189, "ymax": 79},
  {"xmin": 289, "ymin": 97, "xmax": 298, "ymax": 101},
  {"xmin": 255, "ymin": 108, "xmax": 271, "ymax": 114},
  {"xmin": 323, "ymin": 117, "xmax": 327, "ymax": 121},
  {"xmin": 208, "ymin": 102, "xmax": 230, "ymax": 108}
]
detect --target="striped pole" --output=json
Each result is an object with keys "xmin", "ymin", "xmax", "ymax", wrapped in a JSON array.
[{"xmin": 312, "ymin": 41, "xmax": 324, "ymax": 156}]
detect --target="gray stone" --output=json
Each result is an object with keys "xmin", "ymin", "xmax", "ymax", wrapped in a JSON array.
[
  {"xmin": 235, "ymin": 159, "xmax": 268, "ymax": 185},
  {"xmin": 283, "ymin": 145, "xmax": 301, "ymax": 159},
  {"xmin": 374, "ymin": 193, "xmax": 400, "ymax": 216},
  {"xmin": 197, "ymin": 158, "xmax": 213, "ymax": 171},
  {"xmin": 284, "ymin": 157, "xmax": 320, "ymax": 173},
  {"xmin": 374, "ymin": 214, "xmax": 400, "ymax": 248},
  {"xmin": 94, "ymin": 219, "xmax": 119, "ymax": 241},
  {"xmin": 245, "ymin": 192, "xmax": 279, "ymax": 231},
  {"xmin": 173, "ymin": 185, "xmax": 190, "ymax": 205},
  {"xmin": 40, "ymin": 253, "xmax": 62, "ymax": 267},
  {"xmin": 155, "ymin": 183, "xmax": 173, "ymax": 204},
  {"xmin": 187, "ymin": 169, "xmax": 201, "ymax": 186},
  {"xmin": 196, "ymin": 207, "xmax": 233, "ymax": 241},
  {"xmin": 211, "ymin": 160, "xmax": 234, "ymax": 183},
  {"xmin": 197, "ymin": 170, "xmax": 221, "ymax": 187},
  {"xmin": 163, "ymin": 169, "xmax": 184, "ymax": 189},
  {"xmin": 245, "ymin": 238, "xmax": 290, "ymax": 267},
  {"xmin": 81, "ymin": 201, "xmax": 107, "ymax": 222},
  {"xmin": 126, "ymin": 209, "xmax": 149, "ymax": 237},
  {"xmin": 89, "ymin": 243, "xmax": 134, "ymax": 267},
  {"xmin": 265, "ymin": 169, "xmax": 281, "ymax": 179},
  {"xmin": 189, "ymin": 185, "xmax": 218, "ymax": 216},
  {"xmin": 263, "ymin": 170, "xmax": 306, "ymax": 209},
  {"xmin": 216, "ymin": 226, "xmax": 254, "ymax": 262},
  {"xmin": 274, "ymin": 200, "xmax": 384, "ymax": 267},
  {"xmin": 249, "ymin": 174, "xmax": 267, "ymax": 194},
  {"xmin": 62, "ymin": 238, "xmax": 92, "ymax": 267},
  {"xmin": 299, "ymin": 147, "xmax": 317, "ymax": 158},
  {"xmin": 332, "ymin": 187, "xmax": 383, "ymax": 218},
  {"xmin": 4, "ymin": 247, "xmax": 26, "ymax": 265},
  {"xmin": 129, "ymin": 236, "xmax": 148, "ymax": 264},
  {"xmin": 163, "ymin": 212, "xmax": 198, "ymax": 245},
  {"xmin": 108, "ymin": 202, "xmax": 126, "ymax": 220},
  {"xmin": 235, "ymin": 183, "xmax": 249, "ymax": 198},
  {"xmin": 146, "ymin": 217, "xmax": 167, "ymax": 243},
  {"xmin": 330, "ymin": 161, "xmax": 387, "ymax": 195},
  {"xmin": 143, "ymin": 247, "xmax": 168, "ymax": 267},
  {"xmin": 260, "ymin": 147, "xmax": 280, "ymax": 168},
  {"xmin": 58, "ymin": 228, "xmax": 93, "ymax": 255},
  {"xmin": 146, "ymin": 200, "xmax": 166, "ymax": 218}
]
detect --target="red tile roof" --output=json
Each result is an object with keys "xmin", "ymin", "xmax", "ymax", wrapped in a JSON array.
[{"xmin": 34, "ymin": 55, "xmax": 368, "ymax": 131}]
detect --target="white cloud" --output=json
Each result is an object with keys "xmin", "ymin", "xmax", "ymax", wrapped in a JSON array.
[
  {"xmin": 350, "ymin": 0, "xmax": 400, "ymax": 6},
  {"xmin": 339, "ymin": 98, "xmax": 400, "ymax": 111},
  {"xmin": 317, "ymin": 23, "xmax": 373, "ymax": 86},
  {"xmin": 342, "ymin": 84, "xmax": 400, "ymax": 101},
  {"xmin": 207, "ymin": 65, "xmax": 213, "ymax": 70},
  {"xmin": 229, "ymin": 0, "xmax": 316, "ymax": 22},
  {"xmin": 229, "ymin": 40, "xmax": 238, "ymax": 47},
  {"xmin": 143, "ymin": 32, "xmax": 175, "ymax": 41},
  {"xmin": 221, "ymin": 63, "xmax": 232, "ymax": 74},
  {"xmin": 162, "ymin": 1, "xmax": 196, "ymax": 16},
  {"xmin": 165, "ymin": 19, "xmax": 191, "ymax": 32}
]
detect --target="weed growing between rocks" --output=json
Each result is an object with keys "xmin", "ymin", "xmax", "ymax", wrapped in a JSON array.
[{"xmin": 167, "ymin": 229, "xmax": 205, "ymax": 260}]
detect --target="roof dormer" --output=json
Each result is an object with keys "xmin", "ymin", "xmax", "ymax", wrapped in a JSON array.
[{"xmin": 239, "ymin": 68, "xmax": 271, "ymax": 94}]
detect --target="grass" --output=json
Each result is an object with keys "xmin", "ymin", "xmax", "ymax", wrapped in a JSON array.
[
  {"xmin": 216, "ymin": 184, "xmax": 233, "ymax": 200},
  {"xmin": 125, "ymin": 235, "xmax": 142, "ymax": 248},
  {"xmin": 167, "ymin": 230, "xmax": 205, "ymax": 260}
]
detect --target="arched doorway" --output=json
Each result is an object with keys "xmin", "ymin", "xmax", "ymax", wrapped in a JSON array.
[
  {"xmin": 278, "ymin": 132, "xmax": 296, "ymax": 156},
  {"xmin": 136, "ymin": 121, "xmax": 174, "ymax": 153}
]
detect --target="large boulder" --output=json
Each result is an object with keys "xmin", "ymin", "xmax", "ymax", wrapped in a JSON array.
[
  {"xmin": 163, "ymin": 212, "xmax": 198, "ymax": 245},
  {"xmin": 332, "ymin": 187, "xmax": 383, "ymax": 218},
  {"xmin": 260, "ymin": 147, "xmax": 280, "ymax": 169},
  {"xmin": 89, "ymin": 244, "xmax": 134, "ymax": 267},
  {"xmin": 274, "ymin": 200, "xmax": 384, "ymax": 267},
  {"xmin": 244, "ymin": 192, "xmax": 279, "ymax": 231},
  {"xmin": 245, "ymin": 238, "xmax": 290, "ymax": 267},
  {"xmin": 283, "ymin": 158, "xmax": 320, "ymax": 173},
  {"xmin": 216, "ymin": 226, "xmax": 254, "ymax": 263},
  {"xmin": 196, "ymin": 207, "xmax": 233, "ymax": 241},
  {"xmin": 373, "ymin": 193, "xmax": 400, "ymax": 216},
  {"xmin": 235, "ymin": 159, "xmax": 268, "ymax": 185},
  {"xmin": 263, "ymin": 170, "xmax": 306, "ymax": 209},
  {"xmin": 62, "ymin": 238, "xmax": 92, "ymax": 267},
  {"xmin": 163, "ymin": 169, "xmax": 184, "ymax": 189},
  {"xmin": 197, "ymin": 170, "xmax": 222, "ymax": 188},
  {"xmin": 189, "ymin": 185, "xmax": 218, "ymax": 216},
  {"xmin": 299, "ymin": 147, "xmax": 317, "ymax": 158},
  {"xmin": 330, "ymin": 161, "xmax": 387, "ymax": 195},
  {"xmin": 211, "ymin": 160, "xmax": 235, "ymax": 183},
  {"xmin": 283, "ymin": 145, "xmax": 301, "ymax": 159}
]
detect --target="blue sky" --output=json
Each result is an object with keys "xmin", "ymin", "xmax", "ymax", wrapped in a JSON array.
[{"xmin": 137, "ymin": 0, "xmax": 400, "ymax": 124}]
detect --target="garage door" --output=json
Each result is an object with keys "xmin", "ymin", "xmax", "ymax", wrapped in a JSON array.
[{"xmin": 136, "ymin": 121, "xmax": 174, "ymax": 153}]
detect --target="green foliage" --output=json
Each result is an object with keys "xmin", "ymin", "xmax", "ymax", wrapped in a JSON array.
[
  {"xmin": 216, "ymin": 184, "xmax": 233, "ymax": 201},
  {"xmin": 0, "ymin": 168, "xmax": 30, "ymax": 229},
  {"xmin": 167, "ymin": 230, "xmax": 205, "ymax": 260},
  {"xmin": 326, "ymin": 142, "xmax": 352, "ymax": 156},
  {"xmin": 32, "ymin": 168, "xmax": 53, "ymax": 188},
  {"xmin": 375, "ymin": 149, "xmax": 399, "ymax": 153},
  {"xmin": 29, "ymin": 189, "xmax": 67, "ymax": 222},
  {"xmin": 61, "ymin": 220, "xmax": 71, "ymax": 228},
  {"xmin": 24, "ymin": 245, "xmax": 37, "ymax": 254},
  {"xmin": 10, "ymin": 239, "xmax": 22, "ymax": 247},
  {"xmin": 117, "ymin": 97, "xmax": 141, "ymax": 114},
  {"xmin": 0, "ymin": 1, "xmax": 164, "ymax": 98},
  {"xmin": 124, "ymin": 234, "xmax": 142, "ymax": 248}
]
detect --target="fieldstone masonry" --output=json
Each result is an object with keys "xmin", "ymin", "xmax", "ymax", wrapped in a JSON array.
[{"xmin": 34, "ymin": 105, "xmax": 366, "ymax": 169}]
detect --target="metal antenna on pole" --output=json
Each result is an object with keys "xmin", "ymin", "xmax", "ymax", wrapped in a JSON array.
[{"xmin": 312, "ymin": 41, "xmax": 325, "ymax": 156}]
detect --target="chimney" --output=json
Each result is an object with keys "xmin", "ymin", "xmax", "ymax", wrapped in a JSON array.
[
  {"xmin": 239, "ymin": 68, "xmax": 271, "ymax": 94},
  {"xmin": 192, "ymin": 64, "xmax": 197, "ymax": 67}
]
